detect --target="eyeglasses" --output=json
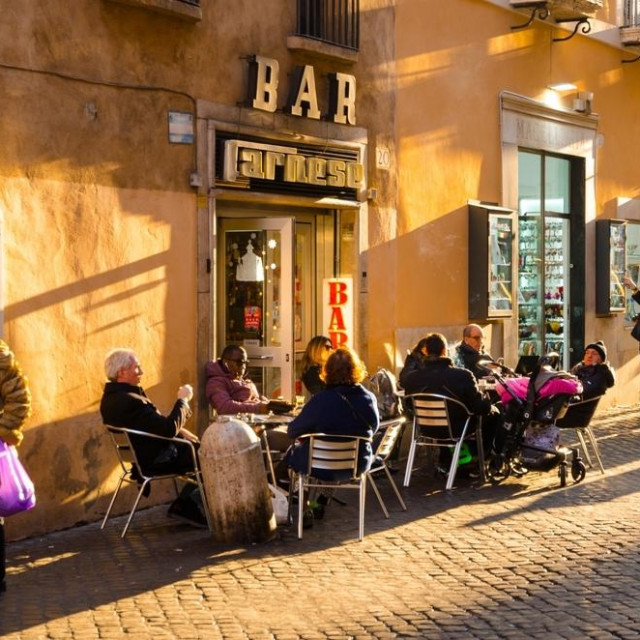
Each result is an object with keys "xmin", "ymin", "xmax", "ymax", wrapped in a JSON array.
[
  {"xmin": 469, "ymin": 335, "xmax": 483, "ymax": 341},
  {"xmin": 230, "ymin": 358, "xmax": 248, "ymax": 365}
]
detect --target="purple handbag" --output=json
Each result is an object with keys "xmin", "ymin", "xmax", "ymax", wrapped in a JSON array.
[{"xmin": 0, "ymin": 440, "xmax": 36, "ymax": 517}]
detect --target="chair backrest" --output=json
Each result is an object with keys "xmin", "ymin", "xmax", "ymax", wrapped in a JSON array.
[
  {"xmin": 374, "ymin": 417, "xmax": 406, "ymax": 462},
  {"xmin": 409, "ymin": 393, "xmax": 472, "ymax": 441},
  {"xmin": 105, "ymin": 425, "xmax": 140, "ymax": 472},
  {"xmin": 304, "ymin": 434, "xmax": 369, "ymax": 480},
  {"xmin": 554, "ymin": 395, "xmax": 602, "ymax": 429}
]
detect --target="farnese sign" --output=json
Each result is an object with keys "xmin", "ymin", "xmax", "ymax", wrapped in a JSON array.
[{"xmin": 223, "ymin": 139, "xmax": 364, "ymax": 191}]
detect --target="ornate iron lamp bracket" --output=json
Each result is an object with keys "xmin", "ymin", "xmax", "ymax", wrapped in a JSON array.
[
  {"xmin": 510, "ymin": 1, "xmax": 550, "ymax": 30},
  {"xmin": 553, "ymin": 17, "xmax": 592, "ymax": 42}
]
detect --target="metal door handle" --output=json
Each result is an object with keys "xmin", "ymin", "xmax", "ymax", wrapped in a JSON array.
[{"xmin": 250, "ymin": 355, "xmax": 274, "ymax": 360}]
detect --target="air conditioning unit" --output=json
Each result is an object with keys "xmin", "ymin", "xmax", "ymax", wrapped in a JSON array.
[
  {"xmin": 620, "ymin": 25, "xmax": 640, "ymax": 46},
  {"xmin": 548, "ymin": 0, "xmax": 604, "ymax": 20}
]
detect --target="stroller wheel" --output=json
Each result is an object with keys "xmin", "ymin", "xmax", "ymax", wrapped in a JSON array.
[
  {"xmin": 571, "ymin": 458, "xmax": 587, "ymax": 483},
  {"xmin": 559, "ymin": 462, "xmax": 567, "ymax": 487}
]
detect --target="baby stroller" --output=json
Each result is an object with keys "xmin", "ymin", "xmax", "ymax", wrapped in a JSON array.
[{"xmin": 486, "ymin": 353, "xmax": 588, "ymax": 487}]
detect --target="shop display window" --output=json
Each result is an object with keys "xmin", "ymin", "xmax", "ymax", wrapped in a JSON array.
[
  {"xmin": 468, "ymin": 202, "xmax": 515, "ymax": 320},
  {"xmin": 625, "ymin": 221, "xmax": 640, "ymax": 322},
  {"xmin": 596, "ymin": 219, "xmax": 627, "ymax": 315},
  {"xmin": 518, "ymin": 215, "xmax": 571, "ymax": 364}
]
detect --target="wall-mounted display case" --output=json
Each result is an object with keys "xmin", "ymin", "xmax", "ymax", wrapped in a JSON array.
[
  {"xmin": 596, "ymin": 219, "xmax": 627, "ymax": 315},
  {"xmin": 468, "ymin": 202, "xmax": 515, "ymax": 320}
]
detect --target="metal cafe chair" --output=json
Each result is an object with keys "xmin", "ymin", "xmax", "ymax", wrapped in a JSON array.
[
  {"xmin": 554, "ymin": 395, "xmax": 605, "ymax": 473},
  {"xmin": 403, "ymin": 393, "xmax": 485, "ymax": 490},
  {"xmin": 287, "ymin": 434, "xmax": 373, "ymax": 541},
  {"xmin": 101, "ymin": 425, "xmax": 212, "ymax": 538},
  {"xmin": 368, "ymin": 416, "xmax": 408, "ymax": 516}
]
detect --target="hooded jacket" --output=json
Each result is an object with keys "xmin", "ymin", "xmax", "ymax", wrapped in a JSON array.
[{"xmin": 205, "ymin": 359, "xmax": 268, "ymax": 415}]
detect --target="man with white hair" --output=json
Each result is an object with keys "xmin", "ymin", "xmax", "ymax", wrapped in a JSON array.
[{"xmin": 100, "ymin": 348, "xmax": 204, "ymax": 527}]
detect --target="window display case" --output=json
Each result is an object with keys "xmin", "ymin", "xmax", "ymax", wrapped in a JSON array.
[
  {"xmin": 518, "ymin": 216, "xmax": 571, "ymax": 366},
  {"xmin": 596, "ymin": 219, "xmax": 627, "ymax": 316},
  {"xmin": 468, "ymin": 202, "xmax": 515, "ymax": 320}
]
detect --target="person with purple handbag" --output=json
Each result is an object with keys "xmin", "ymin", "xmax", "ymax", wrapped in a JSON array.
[{"xmin": 0, "ymin": 339, "xmax": 32, "ymax": 595}]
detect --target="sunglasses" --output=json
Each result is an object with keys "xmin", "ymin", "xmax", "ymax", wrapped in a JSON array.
[{"xmin": 324, "ymin": 343, "xmax": 333, "ymax": 350}]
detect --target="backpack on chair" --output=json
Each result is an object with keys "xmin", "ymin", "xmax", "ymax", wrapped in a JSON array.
[{"xmin": 366, "ymin": 368, "xmax": 403, "ymax": 420}]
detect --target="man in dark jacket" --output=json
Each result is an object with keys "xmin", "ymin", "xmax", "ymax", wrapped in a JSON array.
[
  {"xmin": 570, "ymin": 341, "xmax": 615, "ymax": 400},
  {"xmin": 402, "ymin": 333, "xmax": 499, "ymax": 452},
  {"xmin": 100, "ymin": 348, "xmax": 205, "ymax": 526},
  {"xmin": 555, "ymin": 341, "xmax": 616, "ymax": 430},
  {"xmin": 454, "ymin": 324, "xmax": 501, "ymax": 380}
]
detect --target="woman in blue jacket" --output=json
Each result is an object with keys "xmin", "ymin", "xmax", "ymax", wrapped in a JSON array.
[{"xmin": 287, "ymin": 346, "xmax": 380, "ymax": 481}]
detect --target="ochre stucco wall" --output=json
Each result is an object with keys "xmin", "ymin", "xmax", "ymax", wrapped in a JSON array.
[
  {"xmin": 0, "ymin": 0, "xmax": 398, "ymax": 538},
  {"xmin": 371, "ymin": 0, "xmax": 640, "ymax": 408}
]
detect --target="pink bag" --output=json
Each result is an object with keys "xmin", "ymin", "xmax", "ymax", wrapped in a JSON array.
[{"xmin": 0, "ymin": 440, "xmax": 36, "ymax": 517}]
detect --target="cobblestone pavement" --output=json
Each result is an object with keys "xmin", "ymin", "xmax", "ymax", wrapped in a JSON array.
[{"xmin": 2, "ymin": 406, "xmax": 640, "ymax": 639}]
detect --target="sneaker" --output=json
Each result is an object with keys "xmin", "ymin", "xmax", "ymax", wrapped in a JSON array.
[
  {"xmin": 302, "ymin": 508, "xmax": 314, "ymax": 529},
  {"xmin": 167, "ymin": 498, "xmax": 207, "ymax": 529},
  {"xmin": 309, "ymin": 494, "xmax": 329, "ymax": 520}
]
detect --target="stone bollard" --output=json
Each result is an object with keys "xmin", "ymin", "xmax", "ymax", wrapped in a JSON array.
[{"xmin": 199, "ymin": 416, "xmax": 276, "ymax": 543}]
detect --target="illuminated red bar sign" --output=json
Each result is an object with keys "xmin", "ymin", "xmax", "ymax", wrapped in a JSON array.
[{"xmin": 323, "ymin": 278, "xmax": 353, "ymax": 348}]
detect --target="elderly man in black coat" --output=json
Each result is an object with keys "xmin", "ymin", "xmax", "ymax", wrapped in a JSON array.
[{"xmin": 100, "ymin": 348, "xmax": 205, "ymax": 527}]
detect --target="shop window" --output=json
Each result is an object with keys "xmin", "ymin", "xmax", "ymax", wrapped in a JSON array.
[
  {"xmin": 295, "ymin": 0, "xmax": 360, "ymax": 51},
  {"xmin": 626, "ymin": 221, "xmax": 640, "ymax": 321},
  {"xmin": 104, "ymin": 0, "xmax": 202, "ymax": 22}
]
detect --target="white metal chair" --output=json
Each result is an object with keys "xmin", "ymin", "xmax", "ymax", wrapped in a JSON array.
[
  {"xmin": 554, "ymin": 395, "xmax": 605, "ymax": 473},
  {"xmin": 403, "ymin": 393, "xmax": 485, "ymax": 489},
  {"xmin": 368, "ymin": 417, "xmax": 407, "ymax": 516},
  {"xmin": 101, "ymin": 425, "xmax": 213, "ymax": 538},
  {"xmin": 288, "ymin": 434, "xmax": 372, "ymax": 541}
]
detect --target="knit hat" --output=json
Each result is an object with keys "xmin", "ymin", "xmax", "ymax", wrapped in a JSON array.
[{"xmin": 585, "ymin": 340, "xmax": 607, "ymax": 362}]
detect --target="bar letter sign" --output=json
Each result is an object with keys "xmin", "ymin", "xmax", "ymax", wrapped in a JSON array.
[{"xmin": 323, "ymin": 278, "xmax": 354, "ymax": 348}]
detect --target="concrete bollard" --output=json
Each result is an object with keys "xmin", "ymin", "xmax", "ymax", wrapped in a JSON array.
[{"xmin": 199, "ymin": 416, "xmax": 276, "ymax": 543}]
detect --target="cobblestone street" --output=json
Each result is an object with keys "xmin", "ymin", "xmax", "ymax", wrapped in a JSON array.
[{"xmin": 2, "ymin": 406, "xmax": 640, "ymax": 639}]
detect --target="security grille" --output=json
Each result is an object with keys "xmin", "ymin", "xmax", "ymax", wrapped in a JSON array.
[{"xmin": 296, "ymin": 0, "xmax": 359, "ymax": 51}]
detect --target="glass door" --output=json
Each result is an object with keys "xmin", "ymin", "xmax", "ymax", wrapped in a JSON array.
[
  {"xmin": 517, "ymin": 150, "xmax": 575, "ymax": 370},
  {"xmin": 217, "ymin": 217, "xmax": 295, "ymax": 400}
]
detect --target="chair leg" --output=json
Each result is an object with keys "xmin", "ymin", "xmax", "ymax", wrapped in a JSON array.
[
  {"xmin": 195, "ymin": 475, "xmax": 214, "ymax": 533},
  {"xmin": 359, "ymin": 476, "xmax": 366, "ymax": 541},
  {"xmin": 475, "ymin": 423, "xmax": 486, "ymax": 484},
  {"xmin": 367, "ymin": 473, "xmax": 390, "ymax": 518},
  {"xmin": 298, "ymin": 475, "xmax": 305, "ymax": 540},
  {"xmin": 584, "ymin": 426, "xmax": 605, "ymax": 473},
  {"xmin": 446, "ymin": 441, "xmax": 463, "ymax": 490},
  {"xmin": 403, "ymin": 438, "xmax": 417, "ymax": 487},
  {"xmin": 120, "ymin": 480, "xmax": 150, "ymax": 539},
  {"xmin": 383, "ymin": 465, "xmax": 407, "ymax": 511},
  {"xmin": 576, "ymin": 430, "xmax": 594, "ymax": 468},
  {"xmin": 101, "ymin": 472, "xmax": 127, "ymax": 530}
]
